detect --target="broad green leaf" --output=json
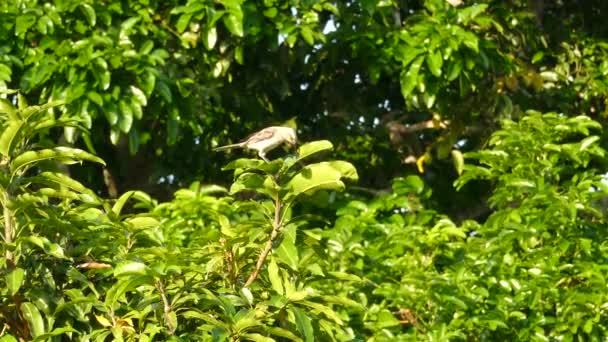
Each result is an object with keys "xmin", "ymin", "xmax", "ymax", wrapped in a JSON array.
[
  {"xmin": 447, "ymin": 58, "xmax": 463, "ymax": 81},
  {"xmin": 130, "ymin": 86, "xmax": 147, "ymax": 106},
  {"xmin": 80, "ymin": 4, "xmax": 96, "ymax": 26},
  {"xmin": 33, "ymin": 172, "xmax": 96, "ymax": 196},
  {"xmin": 580, "ymin": 135, "xmax": 599, "ymax": 151},
  {"xmin": 223, "ymin": 13, "xmax": 243, "ymax": 37},
  {"xmin": 393, "ymin": 175, "xmax": 425, "ymax": 195},
  {"xmin": 129, "ymin": 128, "xmax": 139, "ymax": 154},
  {"xmin": 267, "ymin": 257, "xmax": 284, "ymax": 295},
  {"xmin": 32, "ymin": 327, "xmax": 79, "ymax": 342},
  {"xmin": 275, "ymin": 225, "xmax": 298, "ymax": 270},
  {"xmin": 400, "ymin": 56, "xmax": 424, "ymax": 99},
  {"xmin": 20, "ymin": 302, "xmax": 45, "ymax": 338},
  {"xmin": 296, "ymin": 140, "xmax": 333, "ymax": 161},
  {"xmin": 0, "ymin": 99, "xmax": 17, "ymax": 120},
  {"xmin": 112, "ymin": 190, "xmax": 135, "ymax": 215},
  {"xmin": 230, "ymin": 172, "xmax": 278, "ymax": 200},
  {"xmin": 95, "ymin": 315, "xmax": 112, "ymax": 327},
  {"xmin": 125, "ymin": 216, "xmax": 159, "ymax": 229},
  {"xmin": 0, "ymin": 335, "xmax": 18, "ymax": 342},
  {"xmin": 222, "ymin": 158, "xmax": 264, "ymax": 171},
  {"xmin": 0, "ymin": 121, "xmax": 25, "ymax": 156},
  {"xmin": 320, "ymin": 295, "xmax": 365, "ymax": 310},
  {"xmin": 242, "ymin": 334, "xmax": 274, "ymax": 342},
  {"xmin": 118, "ymin": 101, "xmax": 133, "ymax": 133},
  {"xmin": 301, "ymin": 27, "xmax": 314, "ymax": 45},
  {"xmin": 426, "ymin": 49, "xmax": 443, "ymax": 77},
  {"xmin": 10, "ymin": 147, "xmax": 105, "ymax": 175},
  {"xmin": 284, "ymin": 161, "xmax": 358, "ymax": 203},
  {"xmin": 16, "ymin": 14, "xmax": 37, "ymax": 36},
  {"xmin": 328, "ymin": 271, "xmax": 362, "ymax": 282},
  {"xmin": 203, "ymin": 27, "xmax": 218, "ymax": 50},
  {"xmin": 452, "ymin": 150, "xmax": 464, "ymax": 175},
  {"xmin": 36, "ymin": 188, "xmax": 97, "ymax": 203},
  {"xmin": 375, "ymin": 309, "xmax": 400, "ymax": 328},
  {"xmin": 105, "ymin": 275, "xmax": 153, "ymax": 307},
  {"xmin": 291, "ymin": 307, "xmax": 314, "ymax": 342},
  {"xmin": 6, "ymin": 267, "xmax": 25, "ymax": 295},
  {"xmin": 266, "ymin": 327, "xmax": 302, "ymax": 341},
  {"xmin": 113, "ymin": 260, "xmax": 149, "ymax": 277},
  {"xmin": 23, "ymin": 236, "xmax": 66, "ymax": 259}
]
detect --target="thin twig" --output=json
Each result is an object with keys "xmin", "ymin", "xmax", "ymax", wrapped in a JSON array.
[
  {"xmin": 244, "ymin": 197, "xmax": 283, "ymax": 287},
  {"xmin": 3, "ymin": 195, "xmax": 14, "ymax": 264},
  {"xmin": 155, "ymin": 279, "xmax": 175, "ymax": 334}
]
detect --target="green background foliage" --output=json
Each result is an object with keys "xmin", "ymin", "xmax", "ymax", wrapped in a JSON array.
[{"xmin": 2, "ymin": 0, "xmax": 608, "ymax": 340}]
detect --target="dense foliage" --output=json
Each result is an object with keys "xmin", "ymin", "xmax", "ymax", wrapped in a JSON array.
[{"xmin": 3, "ymin": 0, "xmax": 608, "ymax": 341}]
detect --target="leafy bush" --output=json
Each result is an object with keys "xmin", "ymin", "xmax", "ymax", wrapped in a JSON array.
[{"xmin": 2, "ymin": 97, "xmax": 608, "ymax": 341}]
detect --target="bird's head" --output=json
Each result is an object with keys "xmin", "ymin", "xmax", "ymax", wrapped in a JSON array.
[{"xmin": 282, "ymin": 127, "xmax": 298, "ymax": 147}]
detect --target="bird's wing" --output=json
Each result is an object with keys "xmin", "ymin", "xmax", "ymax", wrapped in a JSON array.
[{"xmin": 244, "ymin": 127, "xmax": 276, "ymax": 144}]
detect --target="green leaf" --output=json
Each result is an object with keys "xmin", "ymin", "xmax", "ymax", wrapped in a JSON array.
[
  {"xmin": 328, "ymin": 271, "xmax": 362, "ymax": 282},
  {"xmin": 80, "ymin": 4, "xmax": 96, "ymax": 26},
  {"xmin": 32, "ymin": 327, "xmax": 79, "ymax": 342},
  {"xmin": 426, "ymin": 49, "xmax": 443, "ymax": 77},
  {"xmin": 297, "ymin": 140, "xmax": 333, "ymax": 161},
  {"xmin": 23, "ymin": 236, "xmax": 66, "ymax": 259},
  {"xmin": 375, "ymin": 309, "xmax": 400, "ymax": 328},
  {"xmin": 222, "ymin": 158, "xmax": 264, "ymax": 170},
  {"xmin": 130, "ymin": 86, "xmax": 147, "ymax": 106},
  {"xmin": 33, "ymin": 172, "xmax": 96, "ymax": 196},
  {"xmin": 118, "ymin": 101, "xmax": 133, "ymax": 133},
  {"xmin": 10, "ymin": 147, "xmax": 106, "ymax": 175},
  {"xmin": 20, "ymin": 302, "xmax": 45, "ymax": 338},
  {"xmin": 0, "ymin": 99, "xmax": 17, "ymax": 120},
  {"xmin": 16, "ymin": 14, "xmax": 37, "ymax": 36},
  {"xmin": 452, "ymin": 150, "xmax": 464, "ymax": 175},
  {"xmin": 203, "ymin": 27, "xmax": 218, "ymax": 50},
  {"xmin": 267, "ymin": 258, "xmax": 284, "ymax": 295},
  {"xmin": 242, "ymin": 334, "xmax": 274, "ymax": 342},
  {"xmin": 266, "ymin": 327, "xmax": 302, "ymax": 341},
  {"xmin": 105, "ymin": 275, "xmax": 153, "ymax": 307},
  {"xmin": 400, "ymin": 56, "xmax": 424, "ymax": 99},
  {"xmin": 113, "ymin": 260, "xmax": 149, "ymax": 277},
  {"xmin": 125, "ymin": 216, "xmax": 159, "ymax": 229},
  {"xmin": 6, "ymin": 267, "xmax": 25, "ymax": 295},
  {"xmin": 223, "ymin": 13, "xmax": 243, "ymax": 37},
  {"xmin": 128, "ymin": 128, "xmax": 139, "ymax": 154},
  {"xmin": 301, "ymin": 27, "xmax": 314, "ymax": 45},
  {"xmin": 446, "ymin": 59, "xmax": 463, "ymax": 81},
  {"xmin": 275, "ymin": 225, "xmax": 299, "ymax": 270},
  {"xmin": 230, "ymin": 172, "xmax": 278, "ymax": 200},
  {"xmin": 285, "ymin": 161, "xmax": 358, "ymax": 203},
  {"xmin": 0, "ymin": 335, "xmax": 18, "ymax": 342},
  {"xmin": 0, "ymin": 121, "xmax": 25, "ymax": 157},
  {"xmin": 291, "ymin": 307, "xmax": 314, "ymax": 342}
]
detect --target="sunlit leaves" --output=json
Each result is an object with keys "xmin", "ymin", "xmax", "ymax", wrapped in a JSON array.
[
  {"xmin": 6, "ymin": 268, "xmax": 25, "ymax": 295},
  {"xmin": 10, "ymin": 147, "xmax": 105, "ymax": 175}
]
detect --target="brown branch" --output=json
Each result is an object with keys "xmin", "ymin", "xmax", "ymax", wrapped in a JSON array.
[{"xmin": 244, "ymin": 197, "xmax": 283, "ymax": 287}]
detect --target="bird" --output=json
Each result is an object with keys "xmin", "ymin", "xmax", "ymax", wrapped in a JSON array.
[{"xmin": 213, "ymin": 126, "xmax": 298, "ymax": 162}]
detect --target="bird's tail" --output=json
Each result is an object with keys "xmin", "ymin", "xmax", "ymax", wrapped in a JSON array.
[{"xmin": 213, "ymin": 142, "xmax": 245, "ymax": 151}]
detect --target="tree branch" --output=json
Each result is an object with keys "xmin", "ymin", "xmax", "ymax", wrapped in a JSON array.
[{"xmin": 244, "ymin": 197, "xmax": 283, "ymax": 287}]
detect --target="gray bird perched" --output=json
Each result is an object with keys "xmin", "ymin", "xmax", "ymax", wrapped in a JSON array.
[{"xmin": 213, "ymin": 126, "xmax": 298, "ymax": 162}]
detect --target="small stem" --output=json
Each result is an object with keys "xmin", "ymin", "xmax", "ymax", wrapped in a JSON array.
[
  {"xmin": 244, "ymin": 197, "xmax": 282, "ymax": 287},
  {"xmin": 155, "ymin": 279, "xmax": 175, "ymax": 334},
  {"xmin": 3, "ymin": 194, "xmax": 14, "ymax": 264}
]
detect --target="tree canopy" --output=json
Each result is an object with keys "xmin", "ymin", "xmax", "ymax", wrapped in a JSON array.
[{"xmin": 2, "ymin": 0, "xmax": 608, "ymax": 341}]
